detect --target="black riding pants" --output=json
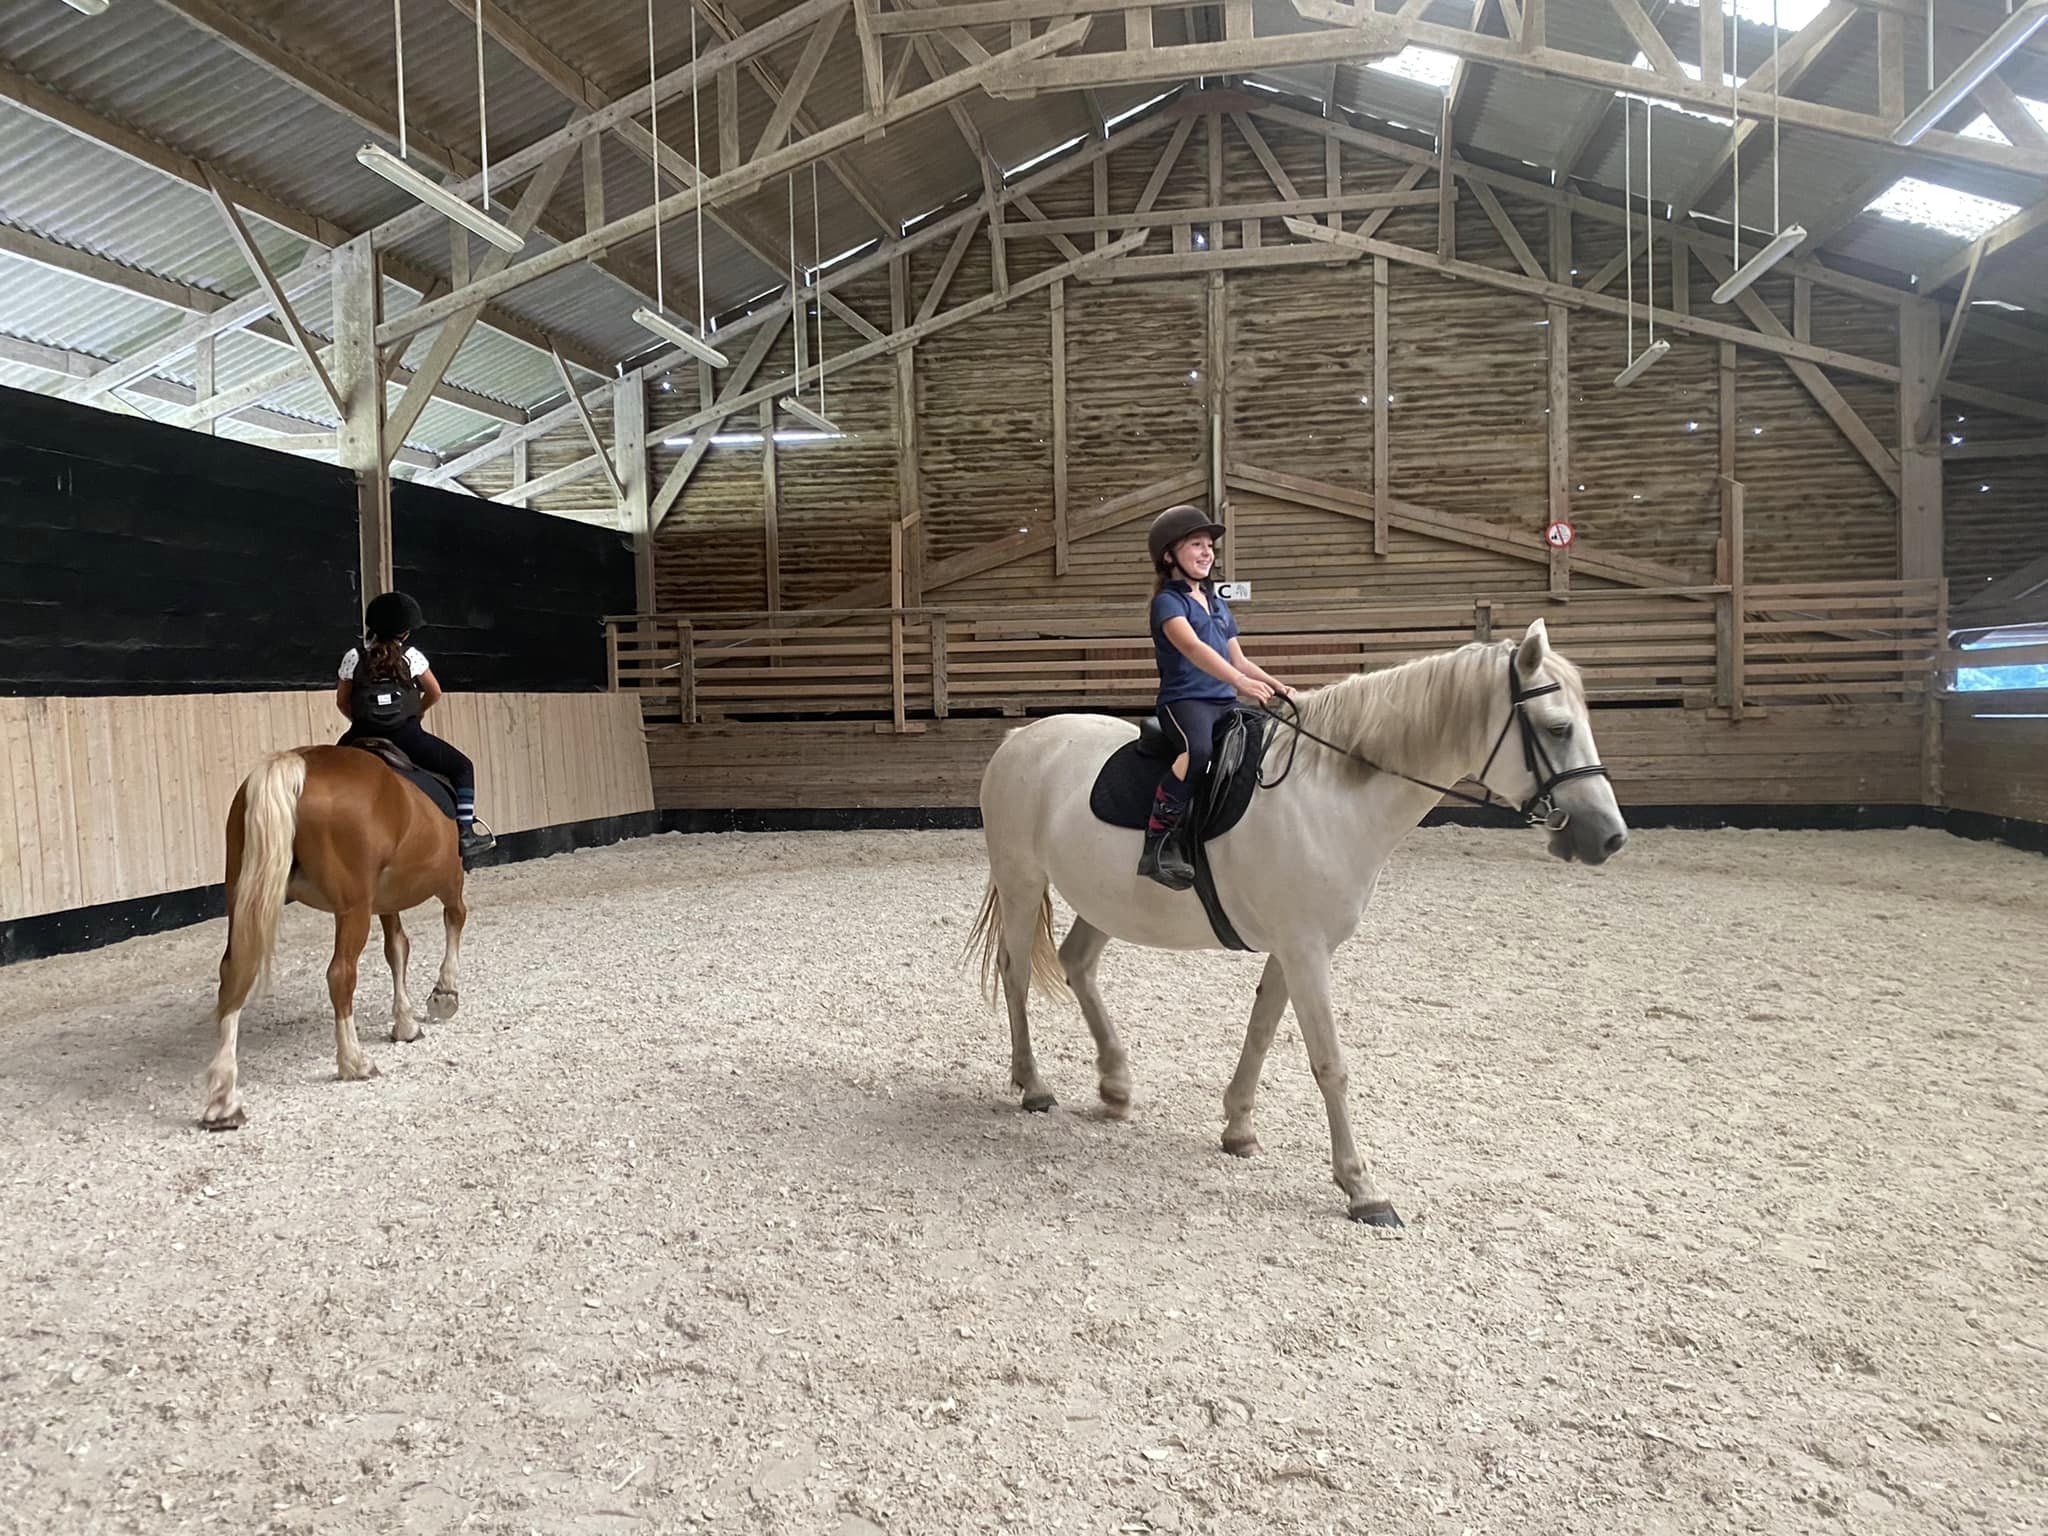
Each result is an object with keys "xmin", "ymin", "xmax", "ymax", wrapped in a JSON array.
[
  {"xmin": 339, "ymin": 719, "xmax": 474, "ymax": 794},
  {"xmin": 1160, "ymin": 697, "xmax": 1231, "ymax": 784}
]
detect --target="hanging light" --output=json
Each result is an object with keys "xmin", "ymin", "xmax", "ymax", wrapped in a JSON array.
[
  {"xmin": 1713, "ymin": 0, "xmax": 1804, "ymax": 305},
  {"xmin": 1891, "ymin": 1, "xmax": 2048, "ymax": 146},
  {"xmin": 59, "ymin": 0, "xmax": 111, "ymax": 14},
  {"xmin": 357, "ymin": 0, "xmax": 525, "ymax": 254},
  {"xmin": 778, "ymin": 155, "xmax": 842, "ymax": 436},
  {"xmin": 778, "ymin": 397, "xmax": 841, "ymax": 434},
  {"xmin": 631, "ymin": 0, "xmax": 728, "ymax": 368},
  {"xmin": 1615, "ymin": 95, "xmax": 1671, "ymax": 388}
]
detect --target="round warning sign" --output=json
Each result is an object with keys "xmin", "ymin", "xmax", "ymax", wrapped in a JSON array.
[{"xmin": 1545, "ymin": 520, "xmax": 1575, "ymax": 549}]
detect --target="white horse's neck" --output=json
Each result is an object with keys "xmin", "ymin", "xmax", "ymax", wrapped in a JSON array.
[{"xmin": 1292, "ymin": 642, "xmax": 1508, "ymax": 789}]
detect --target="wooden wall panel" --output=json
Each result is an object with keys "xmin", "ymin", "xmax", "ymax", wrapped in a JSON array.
[
  {"xmin": 643, "ymin": 703, "xmax": 1925, "ymax": 811},
  {"xmin": 1733, "ymin": 350, "xmax": 1897, "ymax": 582},
  {"xmin": 1944, "ymin": 404, "xmax": 2048, "ymax": 589},
  {"xmin": 1385, "ymin": 265, "xmax": 1549, "ymax": 532},
  {"xmin": 0, "ymin": 692, "xmax": 654, "ymax": 918},
  {"xmin": 918, "ymin": 285, "xmax": 1055, "ymax": 567},
  {"xmin": 776, "ymin": 343, "xmax": 899, "ymax": 612},
  {"xmin": 1229, "ymin": 264, "xmax": 1375, "ymax": 490},
  {"xmin": 1067, "ymin": 278, "xmax": 1206, "ymax": 510},
  {"xmin": 1944, "ymin": 702, "xmax": 2048, "ymax": 824},
  {"xmin": 1232, "ymin": 495, "xmax": 1543, "ymax": 599}
]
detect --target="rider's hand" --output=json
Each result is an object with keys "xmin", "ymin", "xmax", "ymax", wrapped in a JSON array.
[
  {"xmin": 1276, "ymin": 682, "xmax": 1298, "ymax": 702},
  {"xmin": 1237, "ymin": 675, "xmax": 1275, "ymax": 706}
]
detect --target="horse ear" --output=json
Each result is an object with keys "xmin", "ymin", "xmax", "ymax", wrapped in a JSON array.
[{"xmin": 1515, "ymin": 617, "xmax": 1550, "ymax": 678}]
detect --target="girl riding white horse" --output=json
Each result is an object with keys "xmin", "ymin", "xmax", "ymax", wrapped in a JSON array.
[{"xmin": 970, "ymin": 560, "xmax": 1628, "ymax": 1226}]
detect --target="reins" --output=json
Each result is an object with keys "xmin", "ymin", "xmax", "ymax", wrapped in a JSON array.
[{"xmin": 1254, "ymin": 647, "xmax": 1611, "ymax": 828}]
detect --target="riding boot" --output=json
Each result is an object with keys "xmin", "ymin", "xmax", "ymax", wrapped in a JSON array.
[
  {"xmin": 1138, "ymin": 794, "xmax": 1196, "ymax": 891},
  {"xmin": 459, "ymin": 819, "xmax": 497, "ymax": 862}
]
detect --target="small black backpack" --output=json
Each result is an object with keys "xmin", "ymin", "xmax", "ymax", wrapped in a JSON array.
[{"xmin": 348, "ymin": 644, "xmax": 424, "ymax": 734}]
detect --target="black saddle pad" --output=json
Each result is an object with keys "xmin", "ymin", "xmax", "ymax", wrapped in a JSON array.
[
  {"xmin": 1089, "ymin": 710, "xmax": 1265, "ymax": 841},
  {"xmin": 346, "ymin": 739, "xmax": 459, "ymax": 822}
]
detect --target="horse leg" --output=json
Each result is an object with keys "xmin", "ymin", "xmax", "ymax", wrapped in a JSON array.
[
  {"xmin": 1058, "ymin": 918, "xmax": 1131, "ymax": 1116},
  {"xmin": 996, "ymin": 881, "xmax": 1057, "ymax": 1113},
  {"xmin": 1279, "ymin": 948, "xmax": 1400, "ymax": 1227},
  {"xmin": 329, "ymin": 907, "xmax": 379, "ymax": 1082},
  {"xmin": 202, "ymin": 935, "xmax": 254, "ymax": 1130},
  {"xmin": 428, "ymin": 876, "xmax": 466, "ymax": 1022},
  {"xmin": 1221, "ymin": 955, "xmax": 1290, "ymax": 1158},
  {"xmin": 383, "ymin": 913, "xmax": 421, "ymax": 1043}
]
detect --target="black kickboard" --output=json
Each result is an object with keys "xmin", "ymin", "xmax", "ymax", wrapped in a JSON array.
[{"xmin": 346, "ymin": 741, "xmax": 459, "ymax": 822}]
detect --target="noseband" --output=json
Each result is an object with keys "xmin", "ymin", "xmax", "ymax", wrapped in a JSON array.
[{"xmin": 1260, "ymin": 648, "xmax": 1612, "ymax": 827}]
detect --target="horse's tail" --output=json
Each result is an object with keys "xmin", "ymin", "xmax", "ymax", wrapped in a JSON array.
[
  {"xmin": 965, "ymin": 880, "xmax": 1068, "ymax": 1007},
  {"xmin": 221, "ymin": 751, "xmax": 307, "ymax": 1006}
]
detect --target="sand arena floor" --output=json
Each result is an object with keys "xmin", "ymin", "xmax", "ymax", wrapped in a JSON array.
[{"xmin": 1, "ymin": 825, "xmax": 2043, "ymax": 1536}]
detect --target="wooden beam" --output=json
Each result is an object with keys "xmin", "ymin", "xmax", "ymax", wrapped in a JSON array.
[
  {"xmin": 1282, "ymin": 217, "xmax": 1900, "ymax": 382},
  {"xmin": 987, "ymin": 19, "xmax": 1415, "ymax": 94},
  {"xmin": 1919, "ymin": 196, "xmax": 2048, "ymax": 291},
  {"xmin": 648, "ymin": 312, "xmax": 790, "ymax": 525},
  {"xmin": 762, "ymin": 399, "xmax": 781, "ymax": 614},
  {"xmin": 554, "ymin": 345, "xmax": 624, "ymax": 507},
  {"xmin": 752, "ymin": 6, "xmax": 848, "ymax": 160},
  {"xmin": 1437, "ymin": 95, "xmax": 1456, "ymax": 261},
  {"xmin": 1601, "ymin": 0, "xmax": 1686, "ymax": 81},
  {"xmin": 377, "ymin": 19, "xmax": 1095, "ymax": 347},
  {"xmin": 1373, "ymin": 256, "xmax": 1390, "ymax": 557},
  {"xmin": 1932, "ymin": 243, "xmax": 1985, "ymax": 397},
  {"xmin": 615, "ymin": 377, "xmax": 650, "ymax": 609},
  {"xmin": 1547, "ymin": 301, "xmax": 1569, "ymax": 592},
  {"xmin": 919, "ymin": 220, "xmax": 980, "ymax": 324},
  {"xmin": 1878, "ymin": 10, "xmax": 1904, "ymax": 121},
  {"xmin": 853, "ymin": 0, "xmax": 887, "ymax": 111},
  {"xmin": 331, "ymin": 238, "xmax": 391, "ymax": 599},
  {"xmin": 1469, "ymin": 179, "xmax": 1546, "ymax": 280},
  {"xmin": 1716, "ymin": 475, "xmax": 1745, "ymax": 713},
  {"xmin": 1898, "ymin": 297, "xmax": 1944, "ymax": 582},
  {"xmin": 1052, "ymin": 279, "xmax": 1071, "ymax": 576},
  {"xmin": 1974, "ymin": 75, "xmax": 2048, "ymax": 154},
  {"xmin": 202, "ymin": 168, "xmax": 342, "ymax": 414}
]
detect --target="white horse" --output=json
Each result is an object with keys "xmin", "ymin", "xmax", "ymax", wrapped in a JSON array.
[{"xmin": 968, "ymin": 618, "xmax": 1628, "ymax": 1225}]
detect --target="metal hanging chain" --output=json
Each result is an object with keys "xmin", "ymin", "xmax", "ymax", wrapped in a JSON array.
[
  {"xmin": 393, "ymin": 0, "xmax": 408, "ymax": 160},
  {"xmin": 648, "ymin": 0, "xmax": 665, "ymax": 314},
  {"xmin": 1731, "ymin": 0, "xmax": 1740, "ymax": 267},
  {"xmin": 1625, "ymin": 94, "xmax": 1635, "ymax": 364},
  {"xmin": 475, "ymin": 0, "xmax": 490, "ymax": 203},
  {"xmin": 813, "ymin": 161, "xmax": 827, "ymax": 416},
  {"xmin": 690, "ymin": 3, "xmax": 706, "ymax": 336}
]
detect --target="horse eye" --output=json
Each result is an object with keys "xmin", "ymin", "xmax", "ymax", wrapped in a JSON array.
[{"xmin": 1547, "ymin": 721, "xmax": 1572, "ymax": 740}]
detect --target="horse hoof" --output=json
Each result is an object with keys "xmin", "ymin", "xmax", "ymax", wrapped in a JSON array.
[
  {"xmin": 200, "ymin": 1107, "xmax": 246, "ymax": 1132},
  {"xmin": 1098, "ymin": 1084, "xmax": 1131, "ymax": 1119},
  {"xmin": 391, "ymin": 1023, "xmax": 424, "ymax": 1044},
  {"xmin": 1021, "ymin": 1092, "xmax": 1057, "ymax": 1113},
  {"xmin": 1221, "ymin": 1133, "xmax": 1262, "ymax": 1159},
  {"xmin": 1349, "ymin": 1199, "xmax": 1404, "ymax": 1229},
  {"xmin": 428, "ymin": 989, "xmax": 459, "ymax": 1022}
]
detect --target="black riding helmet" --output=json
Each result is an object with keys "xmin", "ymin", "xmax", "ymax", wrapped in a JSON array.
[
  {"xmin": 364, "ymin": 590, "xmax": 424, "ymax": 641},
  {"xmin": 1147, "ymin": 504, "xmax": 1227, "ymax": 576}
]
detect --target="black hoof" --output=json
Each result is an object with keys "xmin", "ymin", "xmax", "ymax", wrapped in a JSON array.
[
  {"xmin": 1021, "ymin": 1092, "xmax": 1057, "ymax": 1113},
  {"xmin": 200, "ymin": 1110, "xmax": 246, "ymax": 1133},
  {"xmin": 1350, "ymin": 1200, "xmax": 1404, "ymax": 1228}
]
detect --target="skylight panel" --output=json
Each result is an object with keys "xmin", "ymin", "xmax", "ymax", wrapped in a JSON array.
[
  {"xmin": 1958, "ymin": 95, "xmax": 2048, "ymax": 144},
  {"xmin": 1367, "ymin": 47, "xmax": 1460, "ymax": 92},
  {"xmin": 1669, "ymin": 0, "xmax": 1831, "ymax": 29},
  {"xmin": 1863, "ymin": 176, "xmax": 2021, "ymax": 239},
  {"xmin": 1615, "ymin": 55, "xmax": 1739, "ymax": 123}
]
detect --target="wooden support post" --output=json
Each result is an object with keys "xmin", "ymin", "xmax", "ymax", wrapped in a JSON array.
[
  {"xmin": 614, "ymin": 375, "xmax": 652, "ymax": 614},
  {"xmin": 1437, "ymin": 96, "xmax": 1456, "ymax": 262},
  {"xmin": 330, "ymin": 236, "xmax": 391, "ymax": 602},
  {"xmin": 1698, "ymin": 0, "xmax": 1721, "ymax": 95},
  {"xmin": 1546, "ymin": 301, "xmax": 1569, "ymax": 592},
  {"xmin": 888, "ymin": 520, "xmax": 908, "ymax": 731},
  {"xmin": 1207, "ymin": 272, "xmax": 1230, "ymax": 577},
  {"xmin": 1125, "ymin": 5, "xmax": 1151, "ymax": 49},
  {"xmin": 509, "ymin": 436, "xmax": 529, "ymax": 508},
  {"xmin": 1671, "ymin": 236, "xmax": 1690, "ymax": 316},
  {"xmin": 1923, "ymin": 576, "xmax": 1946, "ymax": 808},
  {"xmin": 1372, "ymin": 255, "xmax": 1390, "ymax": 557},
  {"xmin": 1715, "ymin": 475, "xmax": 1745, "ymax": 715},
  {"xmin": 1207, "ymin": 111, "xmax": 1225, "ymax": 255},
  {"xmin": 1325, "ymin": 121, "xmax": 1342, "ymax": 232},
  {"xmin": 1051, "ymin": 278, "xmax": 1070, "ymax": 576},
  {"xmin": 1898, "ymin": 296, "xmax": 1943, "ymax": 582},
  {"xmin": 193, "ymin": 335, "xmax": 215, "ymax": 436},
  {"xmin": 676, "ymin": 619, "xmax": 697, "ymax": 725},
  {"xmin": 1877, "ymin": 11, "xmax": 1904, "ymax": 122},
  {"xmin": 1548, "ymin": 203, "xmax": 1570, "ymax": 284},
  {"xmin": 1473, "ymin": 598, "xmax": 1492, "ymax": 641},
  {"xmin": 581, "ymin": 134, "xmax": 605, "ymax": 233},
  {"xmin": 1093, "ymin": 156, "xmax": 1109, "ymax": 252},
  {"xmin": 761, "ymin": 398, "xmax": 781, "ymax": 613},
  {"xmin": 929, "ymin": 610, "xmax": 950, "ymax": 719},
  {"xmin": 1521, "ymin": 0, "xmax": 1544, "ymax": 53},
  {"xmin": 1718, "ymin": 341, "xmax": 1737, "ymax": 481},
  {"xmin": 894, "ymin": 313, "xmax": 924, "ymax": 606}
]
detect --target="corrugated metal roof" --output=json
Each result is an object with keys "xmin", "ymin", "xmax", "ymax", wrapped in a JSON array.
[{"xmin": 5, "ymin": 0, "xmax": 2045, "ymax": 487}]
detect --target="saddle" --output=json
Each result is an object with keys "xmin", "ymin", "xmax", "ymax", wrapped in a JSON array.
[
  {"xmin": 1088, "ymin": 709, "xmax": 1268, "ymax": 952},
  {"xmin": 345, "ymin": 738, "xmax": 460, "ymax": 823}
]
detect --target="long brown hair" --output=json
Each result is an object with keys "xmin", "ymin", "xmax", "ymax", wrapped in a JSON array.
[{"xmin": 360, "ymin": 637, "xmax": 412, "ymax": 684}]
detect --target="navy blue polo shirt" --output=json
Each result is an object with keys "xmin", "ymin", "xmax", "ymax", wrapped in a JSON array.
[{"xmin": 1150, "ymin": 581, "xmax": 1239, "ymax": 705}]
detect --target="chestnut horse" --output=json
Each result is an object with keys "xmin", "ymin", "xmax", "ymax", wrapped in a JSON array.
[{"xmin": 201, "ymin": 745, "xmax": 467, "ymax": 1129}]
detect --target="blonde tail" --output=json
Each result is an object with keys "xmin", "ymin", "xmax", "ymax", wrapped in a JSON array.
[
  {"xmin": 964, "ymin": 880, "xmax": 1068, "ymax": 1007},
  {"xmin": 221, "ymin": 752, "xmax": 307, "ymax": 1006}
]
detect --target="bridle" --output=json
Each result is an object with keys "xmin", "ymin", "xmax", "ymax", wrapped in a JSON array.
[{"xmin": 1257, "ymin": 647, "xmax": 1612, "ymax": 828}]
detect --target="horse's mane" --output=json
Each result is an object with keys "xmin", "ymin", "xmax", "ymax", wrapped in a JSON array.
[{"xmin": 1292, "ymin": 639, "xmax": 1585, "ymax": 784}]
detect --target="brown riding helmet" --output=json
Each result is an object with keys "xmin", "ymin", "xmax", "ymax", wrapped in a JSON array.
[{"xmin": 1147, "ymin": 504, "xmax": 1227, "ymax": 573}]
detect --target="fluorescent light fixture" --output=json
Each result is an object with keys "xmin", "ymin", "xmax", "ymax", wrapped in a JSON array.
[
  {"xmin": 1613, "ymin": 338, "xmax": 1672, "ymax": 388},
  {"xmin": 1711, "ymin": 225, "xmax": 1807, "ymax": 304},
  {"xmin": 778, "ymin": 397, "xmax": 842, "ymax": 435},
  {"xmin": 631, "ymin": 307, "xmax": 729, "ymax": 368},
  {"xmin": 356, "ymin": 144, "xmax": 524, "ymax": 253},
  {"xmin": 60, "ymin": 0, "xmax": 111, "ymax": 13},
  {"xmin": 1891, "ymin": 1, "xmax": 2048, "ymax": 146}
]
